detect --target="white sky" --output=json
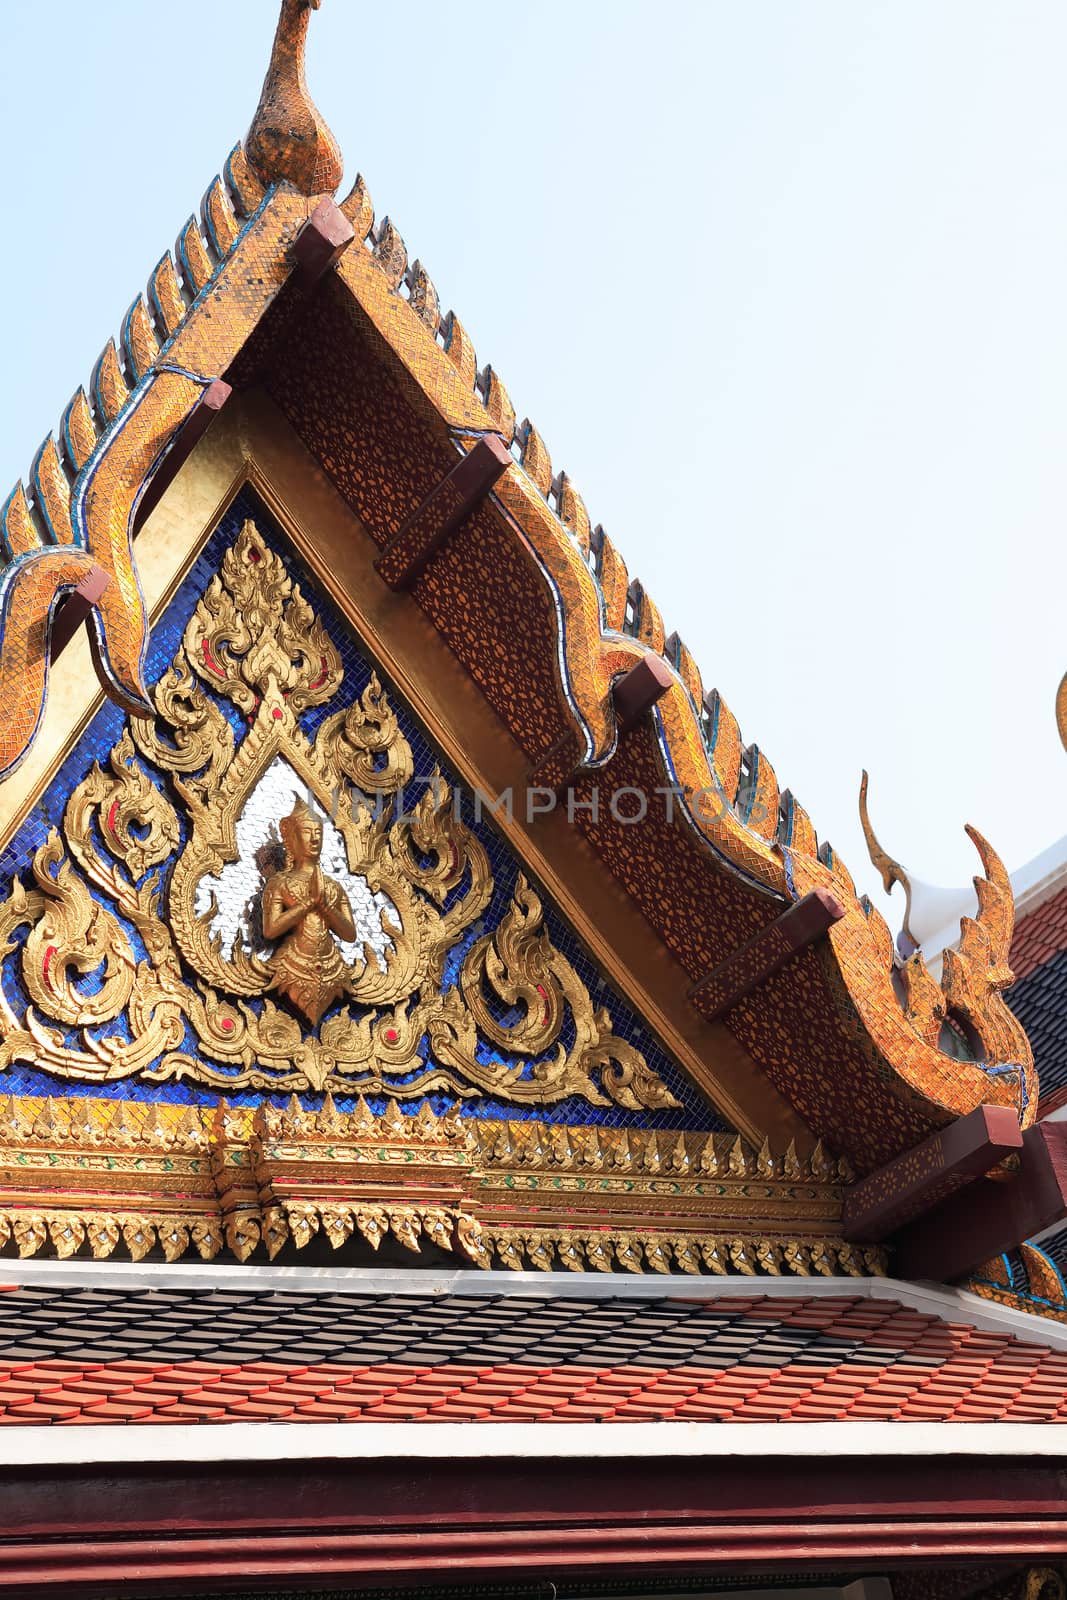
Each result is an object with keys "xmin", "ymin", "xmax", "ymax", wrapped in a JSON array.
[{"xmin": 0, "ymin": 2, "xmax": 1064, "ymax": 930}]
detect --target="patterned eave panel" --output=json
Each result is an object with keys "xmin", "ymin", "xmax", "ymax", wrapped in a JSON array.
[{"xmin": 0, "ymin": 0, "xmax": 1035, "ymax": 1182}]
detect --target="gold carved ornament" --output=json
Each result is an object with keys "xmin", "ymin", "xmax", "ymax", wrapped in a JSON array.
[
  {"xmin": 0, "ymin": 520, "xmax": 677, "ymax": 1111},
  {"xmin": 0, "ymin": 1089, "xmax": 875, "ymax": 1277}
]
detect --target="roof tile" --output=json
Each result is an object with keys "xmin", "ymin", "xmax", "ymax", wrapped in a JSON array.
[{"xmin": 0, "ymin": 1284, "xmax": 1060, "ymax": 1425}]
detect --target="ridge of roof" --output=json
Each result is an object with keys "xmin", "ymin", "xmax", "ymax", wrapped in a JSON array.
[{"xmin": 0, "ymin": 143, "xmax": 267, "ymax": 568}]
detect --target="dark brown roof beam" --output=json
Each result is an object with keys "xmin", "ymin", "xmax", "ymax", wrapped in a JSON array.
[
  {"xmin": 132, "ymin": 380, "xmax": 232, "ymax": 536},
  {"xmin": 893, "ymin": 1117, "xmax": 1067, "ymax": 1281},
  {"xmin": 375, "ymin": 434, "xmax": 512, "ymax": 591},
  {"xmin": 49, "ymin": 565, "xmax": 110, "ymax": 662},
  {"xmin": 687, "ymin": 887, "xmax": 846, "ymax": 1021},
  {"xmin": 842, "ymin": 1103, "xmax": 1023, "ymax": 1243},
  {"xmin": 527, "ymin": 654, "xmax": 675, "ymax": 798},
  {"xmin": 614, "ymin": 654, "xmax": 674, "ymax": 735},
  {"xmin": 293, "ymin": 198, "xmax": 355, "ymax": 287}
]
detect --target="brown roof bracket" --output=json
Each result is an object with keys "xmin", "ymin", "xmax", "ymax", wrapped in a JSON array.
[
  {"xmin": 133, "ymin": 379, "xmax": 232, "ymax": 535},
  {"xmin": 613, "ymin": 654, "xmax": 673, "ymax": 737},
  {"xmin": 894, "ymin": 1117, "xmax": 1067, "ymax": 1281},
  {"xmin": 688, "ymin": 887, "xmax": 845, "ymax": 1021},
  {"xmin": 294, "ymin": 198, "xmax": 355, "ymax": 287},
  {"xmin": 527, "ymin": 655, "xmax": 674, "ymax": 798},
  {"xmin": 843, "ymin": 1103, "xmax": 1023, "ymax": 1243},
  {"xmin": 375, "ymin": 434, "xmax": 512, "ymax": 591},
  {"xmin": 50, "ymin": 565, "xmax": 111, "ymax": 661}
]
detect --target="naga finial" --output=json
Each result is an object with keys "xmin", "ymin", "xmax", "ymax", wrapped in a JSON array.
[
  {"xmin": 245, "ymin": 0, "xmax": 342, "ymax": 197},
  {"xmin": 859, "ymin": 769, "xmax": 917, "ymax": 954}
]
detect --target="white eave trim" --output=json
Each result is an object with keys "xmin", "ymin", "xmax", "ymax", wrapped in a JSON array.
[
  {"xmin": 2, "ymin": 1257, "xmax": 1066, "ymax": 1349},
  {"xmin": 2, "ymin": 1419, "xmax": 1066, "ymax": 1468}
]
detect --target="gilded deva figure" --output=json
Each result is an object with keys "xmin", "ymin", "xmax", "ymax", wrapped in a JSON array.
[{"xmin": 261, "ymin": 798, "xmax": 356, "ymax": 1025}]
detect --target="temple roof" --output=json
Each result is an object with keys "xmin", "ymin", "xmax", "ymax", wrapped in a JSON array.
[{"xmin": 0, "ymin": 0, "xmax": 1046, "ymax": 1256}]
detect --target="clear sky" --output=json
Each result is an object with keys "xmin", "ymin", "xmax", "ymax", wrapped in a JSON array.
[{"xmin": 0, "ymin": 2, "xmax": 1063, "ymax": 931}]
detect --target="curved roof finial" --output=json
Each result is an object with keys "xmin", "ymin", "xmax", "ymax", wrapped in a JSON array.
[
  {"xmin": 1057, "ymin": 669, "xmax": 1067, "ymax": 754},
  {"xmin": 859, "ymin": 770, "xmax": 917, "ymax": 954},
  {"xmin": 246, "ymin": 0, "xmax": 342, "ymax": 197}
]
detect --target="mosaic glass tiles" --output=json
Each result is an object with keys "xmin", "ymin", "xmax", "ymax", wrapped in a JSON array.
[{"xmin": 0, "ymin": 491, "xmax": 723, "ymax": 1132}]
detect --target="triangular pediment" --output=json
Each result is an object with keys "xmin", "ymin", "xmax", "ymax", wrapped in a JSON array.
[
  {"xmin": 0, "ymin": 487, "xmax": 870, "ymax": 1275},
  {"xmin": 0, "ymin": 491, "xmax": 718, "ymax": 1133}
]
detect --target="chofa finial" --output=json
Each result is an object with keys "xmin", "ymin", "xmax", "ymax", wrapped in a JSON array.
[
  {"xmin": 245, "ymin": 0, "xmax": 342, "ymax": 197},
  {"xmin": 858, "ymin": 769, "xmax": 917, "ymax": 954}
]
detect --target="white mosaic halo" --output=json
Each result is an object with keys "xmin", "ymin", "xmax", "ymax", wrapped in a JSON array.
[{"xmin": 193, "ymin": 756, "xmax": 396, "ymax": 970}]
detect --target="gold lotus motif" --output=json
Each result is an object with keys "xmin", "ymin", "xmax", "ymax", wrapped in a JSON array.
[{"xmin": 0, "ymin": 520, "xmax": 677, "ymax": 1111}]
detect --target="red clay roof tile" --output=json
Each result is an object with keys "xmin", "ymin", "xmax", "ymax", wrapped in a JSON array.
[{"xmin": 0, "ymin": 1285, "xmax": 1061, "ymax": 1426}]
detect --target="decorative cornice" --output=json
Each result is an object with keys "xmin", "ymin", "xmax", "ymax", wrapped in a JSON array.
[{"xmin": 0, "ymin": 1092, "xmax": 882, "ymax": 1278}]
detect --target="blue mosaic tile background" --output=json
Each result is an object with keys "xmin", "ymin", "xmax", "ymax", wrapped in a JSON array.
[{"xmin": 0, "ymin": 492, "xmax": 725, "ymax": 1131}]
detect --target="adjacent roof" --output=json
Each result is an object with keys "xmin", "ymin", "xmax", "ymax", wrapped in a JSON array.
[
  {"xmin": 963, "ymin": 843, "xmax": 1067, "ymax": 1327},
  {"xmin": 1, "ymin": 1272, "xmax": 1066, "ymax": 1427},
  {"xmin": 1008, "ymin": 838, "xmax": 1067, "ymax": 1115}
]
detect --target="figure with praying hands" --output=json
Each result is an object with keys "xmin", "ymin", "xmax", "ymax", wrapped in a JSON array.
[{"xmin": 260, "ymin": 797, "xmax": 356, "ymax": 1024}]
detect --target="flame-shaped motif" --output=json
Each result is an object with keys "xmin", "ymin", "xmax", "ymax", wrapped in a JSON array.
[{"xmin": 245, "ymin": 0, "xmax": 342, "ymax": 197}]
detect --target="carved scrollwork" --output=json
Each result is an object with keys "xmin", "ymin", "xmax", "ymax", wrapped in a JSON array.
[
  {"xmin": 450, "ymin": 874, "xmax": 678, "ymax": 1110},
  {"xmin": 69, "ymin": 732, "xmax": 180, "ymax": 883},
  {"xmin": 130, "ymin": 660, "xmax": 235, "ymax": 811},
  {"xmin": 460, "ymin": 875, "xmax": 564, "ymax": 1055},
  {"xmin": 0, "ymin": 519, "xmax": 678, "ymax": 1112},
  {"xmin": 20, "ymin": 833, "xmax": 135, "ymax": 1030},
  {"xmin": 185, "ymin": 520, "xmax": 342, "ymax": 714},
  {"xmin": 317, "ymin": 672, "xmax": 414, "ymax": 796}
]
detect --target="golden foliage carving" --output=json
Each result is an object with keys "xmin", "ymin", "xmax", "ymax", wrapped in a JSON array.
[
  {"xmin": 0, "ymin": 520, "xmax": 677, "ymax": 1112},
  {"xmin": 185, "ymin": 521, "xmax": 343, "ymax": 714},
  {"xmin": 18, "ymin": 834, "xmax": 134, "ymax": 1030}
]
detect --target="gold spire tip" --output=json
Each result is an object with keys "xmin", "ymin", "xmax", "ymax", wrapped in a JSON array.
[{"xmin": 246, "ymin": 0, "xmax": 342, "ymax": 198}]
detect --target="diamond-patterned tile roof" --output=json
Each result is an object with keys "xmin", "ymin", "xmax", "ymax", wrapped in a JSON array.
[
  {"xmin": 1012, "ymin": 884, "xmax": 1067, "ymax": 984},
  {"xmin": 0, "ymin": 1283, "xmax": 1061, "ymax": 1425},
  {"xmin": 1009, "ymin": 884, "xmax": 1067, "ymax": 1112}
]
